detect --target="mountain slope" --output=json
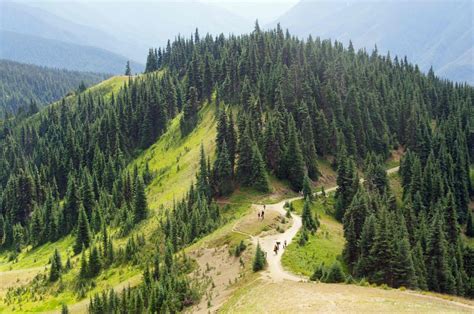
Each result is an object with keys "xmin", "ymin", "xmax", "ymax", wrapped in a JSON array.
[
  {"xmin": 0, "ymin": 30, "xmax": 143, "ymax": 74},
  {"xmin": 0, "ymin": 59, "xmax": 109, "ymax": 114},
  {"xmin": 271, "ymin": 0, "xmax": 473, "ymax": 83}
]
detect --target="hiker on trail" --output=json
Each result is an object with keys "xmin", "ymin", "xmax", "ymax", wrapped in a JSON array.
[
  {"xmin": 276, "ymin": 241, "xmax": 281, "ymax": 249},
  {"xmin": 284, "ymin": 240, "xmax": 287, "ymax": 248},
  {"xmin": 264, "ymin": 204, "xmax": 266, "ymax": 210},
  {"xmin": 274, "ymin": 244, "xmax": 278, "ymax": 255},
  {"xmin": 261, "ymin": 210, "xmax": 265, "ymax": 220},
  {"xmin": 258, "ymin": 211, "xmax": 261, "ymax": 220}
]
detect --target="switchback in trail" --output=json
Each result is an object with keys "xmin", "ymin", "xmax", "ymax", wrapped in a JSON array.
[{"xmin": 239, "ymin": 166, "xmax": 400, "ymax": 282}]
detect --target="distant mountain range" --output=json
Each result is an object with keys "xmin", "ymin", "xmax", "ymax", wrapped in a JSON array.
[
  {"xmin": 0, "ymin": 1, "xmax": 251, "ymax": 73},
  {"xmin": 1, "ymin": 0, "xmax": 472, "ymax": 83},
  {"xmin": 270, "ymin": 0, "xmax": 473, "ymax": 84},
  {"xmin": 0, "ymin": 30, "xmax": 143, "ymax": 74}
]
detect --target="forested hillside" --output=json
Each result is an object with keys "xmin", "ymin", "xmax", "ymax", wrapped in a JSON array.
[
  {"xmin": 0, "ymin": 25, "xmax": 473, "ymax": 312},
  {"xmin": 0, "ymin": 59, "xmax": 109, "ymax": 115},
  {"xmin": 271, "ymin": 0, "xmax": 473, "ymax": 84}
]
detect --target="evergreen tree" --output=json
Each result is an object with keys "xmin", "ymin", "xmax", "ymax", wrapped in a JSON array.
[
  {"xmin": 426, "ymin": 211, "xmax": 456, "ymax": 294},
  {"xmin": 237, "ymin": 126, "xmax": 255, "ymax": 186},
  {"xmin": 302, "ymin": 198, "xmax": 318, "ymax": 233},
  {"xmin": 369, "ymin": 207, "xmax": 395, "ymax": 285},
  {"xmin": 282, "ymin": 116, "xmax": 306, "ymax": 191},
  {"xmin": 212, "ymin": 141, "xmax": 233, "ymax": 196},
  {"xmin": 466, "ymin": 211, "xmax": 474, "ymax": 237},
  {"xmin": 49, "ymin": 248, "xmax": 62, "ymax": 282},
  {"xmin": 180, "ymin": 86, "xmax": 199, "ymax": 135},
  {"xmin": 73, "ymin": 206, "xmax": 91, "ymax": 254},
  {"xmin": 335, "ymin": 151, "xmax": 359, "ymax": 221},
  {"xmin": 63, "ymin": 175, "xmax": 80, "ymax": 233},
  {"xmin": 251, "ymin": 144, "xmax": 270, "ymax": 192},
  {"xmin": 302, "ymin": 175, "xmax": 313, "ymax": 202},
  {"xmin": 253, "ymin": 243, "xmax": 266, "ymax": 271},
  {"xmin": 125, "ymin": 61, "xmax": 132, "ymax": 76},
  {"xmin": 79, "ymin": 248, "xmax": 88, "ymax": 279},
  {"xmin": 355, "ymin": 214, "xmax": 376, "ymax": 277},
  {"xmin": 88, "ymin": 246, "xmax": 101, "ymax": 277},
  {"xmin": 133, "ymin": 176, "xmax": 148, "ymax": 223},
  {"xmin": 324, "ymin": 262, "xmax": 345, "ymax": 283}
]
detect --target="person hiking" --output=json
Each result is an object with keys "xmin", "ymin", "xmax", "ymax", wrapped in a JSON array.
[
  {"xmin": 284, "ymin": 240, "xmax": 287, "ymax": 248},
  {"xmin": 261, "ymin": 210, "xmax": 265, "ymax": 220},
  {"xmin": 258, "ymin": 211, "xmax": 261, "ymax": 220},
  {"xmin": 274, "ymin": 244, "xmax": 278, "ymax": 255}
]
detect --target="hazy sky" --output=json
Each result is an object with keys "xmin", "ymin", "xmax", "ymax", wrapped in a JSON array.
[
  {"xmin": 200, "ymin": 0, "xmax": 299, "ymax": 24},
  {"xmin": 12, "ymin": 0, "xmax": 300, "ymax": 24}
]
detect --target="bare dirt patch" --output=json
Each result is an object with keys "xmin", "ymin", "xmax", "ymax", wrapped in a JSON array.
[
  {"xmin": 0, "ymin": 267, "xmax": 43, "ymax": 297},
  {"xmin": 188, "ymin": 245, "xmax": 253, "ymax": 313},
  {"xmin": 221, "ymin": 280, "xmax": 474, "ymax": 313}
]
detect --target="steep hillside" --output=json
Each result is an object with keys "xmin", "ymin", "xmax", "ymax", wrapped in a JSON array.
[
  {"xmin": 0, "ymin": 30, "xmax": 143, "ymax": 74},
  {"xmin": 271, "ymin": 0, "xmax": 473, "ymax": 84},
  {"xmin": 0, "ymin": 86, "xmax": 258, "ymax": 313},
  {"xmin": 1, "ymin": 26, "xmax": 473, "ymax": 313},
  {"xmin": 0, "ymin": 59, "xmax": 109, "ymax": 114}
]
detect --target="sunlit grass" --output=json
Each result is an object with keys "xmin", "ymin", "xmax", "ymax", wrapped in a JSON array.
[{"xmin": 282, "ymin": 196, "xmax": 346, "ymax": 276}]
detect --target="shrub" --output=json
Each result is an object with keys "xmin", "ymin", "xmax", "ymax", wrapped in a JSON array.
[
  {"xmin": 234, "ymin": 240, "xmax": 247, "ymax": 257},
  {"xmin": 298, "ymin": 228, "xmax": 309, "ymax": 246},
  {"xmin": 310, "ymin": 264, "xmax": 326, "ymax": 281},
  {"xmin": 323, "ymin": 262, "xmax": 345, "ymax": 283}
]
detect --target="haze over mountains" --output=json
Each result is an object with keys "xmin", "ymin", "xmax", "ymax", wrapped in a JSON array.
[
  {"xmin": 0, "ymin": 0, "xmax": 472, "ymax": 83},
  {"xmin": 270, "ymin": 0, "xmax": 473, "ymax": 84}
]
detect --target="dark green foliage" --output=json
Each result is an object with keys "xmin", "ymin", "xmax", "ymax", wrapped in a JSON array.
[
  {"xmin": 124, "ymin": 61, "xmax": 131, "ymax": 76},
  {"xmin": 298, "ymin": 227, "xmax": 309, "ymax": 246},
  {"xmin": 251, "ymin": 145, "xmax": 270, "ymax": 192},
  {"xmin": 180, "ymin": 87, "xmax": 199, "ymax": 136},
  {"xmin": 335, "ymin": 152, "xmax": 359, "ymax": 221},
  {"xmin": 88, "ymin": 246, "xmax": 101, "ymax": 277},
  {"xmin": 302, "ymin": 199, "xmax": 318, "ymax": 233},
  {"xmin": 253, "ymin": 243, "xmax": 266, "ymax": 272},
  {"xmin": 0, "ymin": 26, "xmax": 472, "ymax": 301},
  {"xmin": 364, "ymin": 153, "xmax": 388, "ymax": 194},
  {"xmin": 0, "ymin": 59, "xmax": 107, "ymax": 114},
  {"xmin": 343, "ymin": 188, "xmax": 370, "ymax": 271},
  {"xmin": 74, "ymin": 207, "xmax": 91, "ymax": 254},
  {"xmin": 369, "ymin": 207, "xmax": 395, "ymax": 285},
  {"xmin": 234, "ymin": 240, "xmax": 247, "ymax": 257},
  {"xmin": 212, "ymin": 141, "xmax": 233, "ymax": 196},
  {"xmin": 302, "ymin": 175, "xmax": 313, "ymax": 202},
  {"xmin": 236, "ymin": 126, "xmax": 254, "ymax": 185},
  {"xmin": 323, "ymin": 262, "xmax": 345, "ymax": 283},
  {"xmin": 310, "ymin": 264, "xmax": 326, "ymax": 281},
  {"xmin": 61, "ymin": 304, "xmax": 69, "ymax": 314},
  {"xmin": 281, "ymin": 116, "xmax": 306, "ymax": 191},
  {"xmin": 133, "ymin": 176, "xmax": 148, "ymax": 223},
  {"xmin": 466, "ymin": 211, "xmax": 474, "ymax": 237},
  {"xmin": 49, "ymin": 248, "xmax": 62, "ymax": 282},
  {"xmin": 426, "ymin": 211, "xmax": 456, "ymax": 294}
]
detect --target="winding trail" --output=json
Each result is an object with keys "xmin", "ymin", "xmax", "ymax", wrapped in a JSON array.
[{"xmin": 235, "ymin": 166, "xmax": 400, "ymax": 282}]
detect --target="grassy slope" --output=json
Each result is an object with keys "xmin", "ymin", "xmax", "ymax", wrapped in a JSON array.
[
  {"xmin": 132, "ymin": 101, "xmax": 217, "ymax": 211},
  {"xmin": 282, "ymin": 196, "xmax": 346, "ymax": 276},
  {"xmin": 0, "ymin": 76, "xmax": 138, "ymax": 313},
  {"xmin": 0, "ymin": 76, "xmax": 128, "ymax": 272}
]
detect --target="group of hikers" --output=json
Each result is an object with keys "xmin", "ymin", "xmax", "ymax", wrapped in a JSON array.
[
  {"xmin": 273, "ymin": 240, "xmax": 287, "ymax": 255},
  {"xmin": 257, "ymin": 204, "xmax": 288, "ymax": 255}
]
